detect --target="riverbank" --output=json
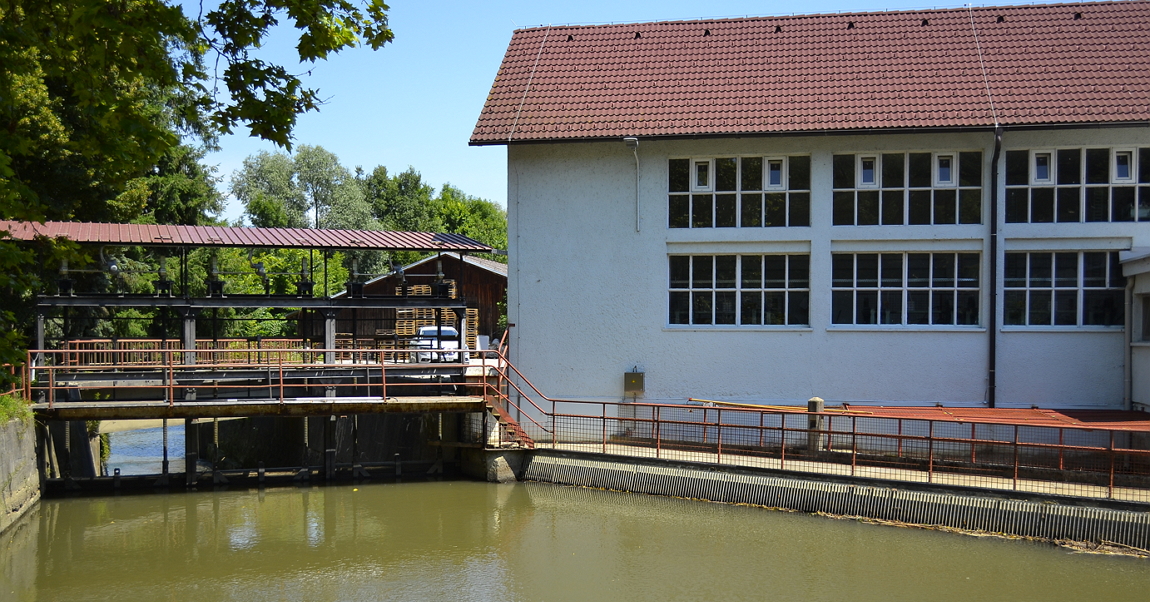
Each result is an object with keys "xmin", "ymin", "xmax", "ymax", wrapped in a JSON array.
[
  {"xmin": 0, "ymin": 418, "xmax": 38, "ymax": 534},
  {"xmin": 519, "ymin": 449, "xmax": 1150, "ymax": 552}
]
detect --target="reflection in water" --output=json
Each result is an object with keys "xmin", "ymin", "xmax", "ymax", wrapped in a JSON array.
[
  {"xmin": 4, "ymin": 481, "xmax": 1149, "ymax": 601},
  {"xmin": 106, "ymin": 424, "xmax": 185, "ymax": 475}
]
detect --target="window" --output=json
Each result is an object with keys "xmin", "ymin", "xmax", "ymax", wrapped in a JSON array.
[
  {"xmin": 669, "ymin": 156, "xmax": 810, "ymax": 228},
  {"xmin": 935, "ymin": 154, "xmax": 955, "ymax": 186},
  {"xmin": 831, "ymin": 252, "xmax": 980, "ymax": 326},
  {"xmin": 858, "ymin": 156, "xmax": 878, "ymax": 188},
  {"xmin": 669, "ymin": 255, "xmax": 809, "ymax": 326},
  {"xmin": 693, "ymin": 160, "xmax": 713, "ymax": 191},
  {"xmin": 832, "ymin": 152, "xmax": 982, "ymax": 226},
  {"xmin": 1005, "ymin": 147, "xmax": 1150, "ymax": 223},
  {"xmin": 1004, "ymin": 252, "xmax": 1126, "ymax": 326}
]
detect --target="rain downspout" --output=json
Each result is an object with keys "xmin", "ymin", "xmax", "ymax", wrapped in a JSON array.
[
  {"xmin": 624, "ymin": 137, "xmax": 640, "ymax": 232},
  {"xmin": 1124, "ymin": 277, "xmax": 1134, "ymax": 411},
  {"xmin": 970, "ymin": 6, "xmax": 1001, "ymax": 408},
  {"xmin": 988, "ymin": 126, "xmax": 1002, "ymax": 408}
]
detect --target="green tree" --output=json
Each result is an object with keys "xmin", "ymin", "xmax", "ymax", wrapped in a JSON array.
[
  {"xmin": 0, "ymin": 0, "xmax": 394, "ymax": 382},
  {"xmin": 363, "ymin": 166, "xmax": 440, "ymax": 233},
  {"xmin": 433, "ymin": 183, "xmax": 507, "ymax": 257},
  {"xmin": 232, "ymin": 151, "xmax": 309, "ymax": 228}
]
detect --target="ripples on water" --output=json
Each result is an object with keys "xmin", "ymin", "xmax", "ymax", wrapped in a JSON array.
[{"xmin": 3, "ymin": 481, "xmax": 1149, "ymax": 601}]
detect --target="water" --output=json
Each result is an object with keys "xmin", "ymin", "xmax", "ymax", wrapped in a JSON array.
[
  {"xmin": 106, "ymin": 424, "xmax": 185, "ymax": 475},
  {"xmin": 3, "ymin": 481, "xmax": 1149, "ymax": 601}
]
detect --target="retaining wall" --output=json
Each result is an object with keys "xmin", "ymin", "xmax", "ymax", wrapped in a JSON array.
[
  {"xmin": 0, "ymin": 419, "xmax": 39, "ymax": 534},
  {"xmin": 522, "ymin": 450, "xmax": 1150, "ymax": 550}
]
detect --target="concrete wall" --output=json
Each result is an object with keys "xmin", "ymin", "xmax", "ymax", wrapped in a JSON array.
[
  {"xmin": 0, "ymin": 418, "xmax": 39, "ymax": 535},
  {"xmin": 506, "ymin": 127, "xmax": 1150, "ymax": 408}
]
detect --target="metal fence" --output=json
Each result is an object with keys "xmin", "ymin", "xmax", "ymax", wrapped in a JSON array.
[
  {"xmin": 20, "ymin": 343, "xmax": 1150, "ymax": 503},
  {"xmin": 487, "ymin": 358, "xmax": 1150, "ymax": 503}
]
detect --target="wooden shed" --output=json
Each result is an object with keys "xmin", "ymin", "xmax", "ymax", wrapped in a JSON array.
[{"xmin": 298, "ymin": 253, "xmax": 507, "ymax": 344}]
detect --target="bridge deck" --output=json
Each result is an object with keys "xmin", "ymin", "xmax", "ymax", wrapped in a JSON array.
[{"xmin": 31, "ymin": 396, "xmax": 488, "ymax": 420}]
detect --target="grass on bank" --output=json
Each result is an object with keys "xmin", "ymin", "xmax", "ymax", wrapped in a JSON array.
[{"xmin": 0, "ymin": 393, "xmax": 32, "ymax": 423}]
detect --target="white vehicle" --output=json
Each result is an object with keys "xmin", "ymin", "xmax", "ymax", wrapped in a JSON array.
[{"xmin": 412, "ymin": 326, "xmax": 466, "ymax": 362}]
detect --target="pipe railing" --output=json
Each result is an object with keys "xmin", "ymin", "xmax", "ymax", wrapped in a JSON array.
[{"xmin": 21, "ymin": 344, "xmax": 1150, "ymax": 502}]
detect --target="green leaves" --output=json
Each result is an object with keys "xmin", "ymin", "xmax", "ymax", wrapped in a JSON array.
[{"xmin": 202, "ymin": 0, "xmax": 394, "ymax": 147}]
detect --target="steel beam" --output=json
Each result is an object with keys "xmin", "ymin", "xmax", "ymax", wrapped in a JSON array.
[
  {"xmin": 37, "ymin": 294, "xmax": 467, "ymax": 310},
  {"xmin": 31, "ymin": 397, "xmax": 488, "ymax": 420}
]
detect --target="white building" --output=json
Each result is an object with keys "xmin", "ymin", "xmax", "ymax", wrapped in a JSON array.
[{"xmin": 472, "ymin": 2, "xmax": 1150, "ymax": 410}]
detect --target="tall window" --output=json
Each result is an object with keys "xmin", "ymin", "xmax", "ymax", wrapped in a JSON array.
[
  {"xmin": 831, "ymin": 252, "xmax": 981, "ymax": 325},
  {"xmin": 1005, "ymin": 148, "xmax": 1150, "ymax": 223},
  {"xmin": 669, "ymin": 255, "xmax": 810, "ymax": 326},
  {"xmin": 669, "ymin": 157, "xmax": 811, "ymax": 228},
  {"xmin": 832, "ymin": 152, "xmax": 983, "ymax": 225},
  {"xmin": 1004, "ymin": 252, "xmax": 1125, "ymax": 326}
]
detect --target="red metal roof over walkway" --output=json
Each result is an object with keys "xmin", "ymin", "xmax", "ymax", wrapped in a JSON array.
[
  {"xmin": 840, "ymin": 405, "xmax": 1150, "ymax": 432},
  {"xmin": 0, "ymin": 221, "xmax": 493, "ymax": 252}
]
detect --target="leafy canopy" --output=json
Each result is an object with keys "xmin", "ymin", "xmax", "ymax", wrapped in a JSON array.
[{"xmin": 0, "ymin": 0, "xmax": 393, "ymax": 381}]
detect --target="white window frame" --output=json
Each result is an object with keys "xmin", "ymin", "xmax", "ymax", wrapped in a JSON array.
[
  {"xmin": 856, "ymin": 155, "xmax": 879, "ymax": 189},
  {"xmin": 1030, "ymin": 150, "xmax": 1055, "ymax": 185},
  {"xmin": 830, "ymin": 252, "xmax": 982, "ymax": 327},
  {"xmin": 933, "ymin": 153, "xmax": 956, "ymax": 187},
  {"xmin": 668, "ymin": 254, "xmax": 810, "ymax": 327},
  {"xmin": 1003, "ymin": 251, "xmax": 1126, "ymax": 328},
  {"xmin": 764, "ymin": 157, "xmax": 787, "ymax": 191},
  {"xmin": 691, "ymin": 159, "xmax": 714, "ymax": 192},
  {"xmin": 1112, "ymin": 148, "xmax": 1136, "ymax": 184}
]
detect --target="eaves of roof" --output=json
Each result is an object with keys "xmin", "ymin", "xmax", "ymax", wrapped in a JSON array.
[{"xmin": 472, "ymin": 1, "xmax": 1150, "ymax": 145}]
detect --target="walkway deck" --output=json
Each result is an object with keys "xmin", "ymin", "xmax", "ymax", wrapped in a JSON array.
[
  {"xmin": 542, "ymin": 442, "xmax": 1150, "ymax": 505},
  {"xmin": 31, "ymin": 396, "xmax": 488, "ymax": 420}
]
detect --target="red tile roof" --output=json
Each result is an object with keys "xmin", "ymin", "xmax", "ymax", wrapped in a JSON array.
[
  {"xmin": 0, "ymin": 221, "xmax": 493, "ymax": 252},
  {"xmin": 472, "ymin": 1, "xmax": 1150, "ymax": 144}
]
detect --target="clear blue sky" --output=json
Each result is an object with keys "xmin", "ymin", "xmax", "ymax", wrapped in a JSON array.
[{"xmin": 195, "ymin": 0, "xmax": 1043, "ymax": 224}]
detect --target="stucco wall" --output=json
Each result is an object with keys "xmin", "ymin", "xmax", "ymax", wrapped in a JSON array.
[
  {"xmin": 0, "ymin": 418, "xmax": 39, "ymax": 535},
  {"xmin": 506, "ymin": 127, "xmax": 1149, "ymax": 408}
]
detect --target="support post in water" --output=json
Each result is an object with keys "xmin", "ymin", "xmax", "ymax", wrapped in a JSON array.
[
  {"xmin": 807, "ymin": 397, "xmax": 824, "ymax": 454},
  {"xmin": 325, "ymin": 415, "xmax": 336, "ymax": 480},
  {"xmin": 185, "ymin": 418, "xmax": 198, "ymax": 487}
]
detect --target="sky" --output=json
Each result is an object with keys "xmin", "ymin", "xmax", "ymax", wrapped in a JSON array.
[{"xmin": 193, "ymin": 0, "xmax": 1047, "ymax": 224}]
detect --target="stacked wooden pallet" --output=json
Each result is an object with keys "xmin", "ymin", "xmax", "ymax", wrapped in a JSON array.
[
  {"xmin": 395, "ymin": 279, "xmax": 457, "ymax": 298},
  {"xmin": 465, "ymin": 308, "xmax": 479, "ymax": 352}
]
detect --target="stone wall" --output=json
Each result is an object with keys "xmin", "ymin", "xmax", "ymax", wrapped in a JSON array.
[{"xmin": 0, "ymin": 418, "xmax": 39, "ymax": 535}]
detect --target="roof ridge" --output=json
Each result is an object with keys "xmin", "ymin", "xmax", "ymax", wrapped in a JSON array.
[{"xmin": 509, "ymin": 1, "xmax": 1128, "ymax": 31}]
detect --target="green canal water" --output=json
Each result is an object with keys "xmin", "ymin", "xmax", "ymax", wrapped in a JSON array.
[{"xmin": 3, "ymin": 480, "xmax": 1149, "ymax": 601}]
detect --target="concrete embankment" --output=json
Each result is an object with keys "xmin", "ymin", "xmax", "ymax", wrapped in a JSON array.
[
  {"xmin": 0, "ymin": 418, "xmax": 39, "ymax": 535},
  {"xmin": 521, "ymin": 450, "xmax": 1150, "ymax": 551}
]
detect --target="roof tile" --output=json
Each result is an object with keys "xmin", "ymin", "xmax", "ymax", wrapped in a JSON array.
[{"xmin": 473, "ymin": 2, "xmax": 1150, "ymax": 143}]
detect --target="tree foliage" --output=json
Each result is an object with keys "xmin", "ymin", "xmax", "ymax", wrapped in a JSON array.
[
  {"xmin": 0, "ymin": 0, "xmax": 394, "ymax": 382},
  {"xmin": 234, "ymin": 148, "xmax": 508, "ymax": 271}
]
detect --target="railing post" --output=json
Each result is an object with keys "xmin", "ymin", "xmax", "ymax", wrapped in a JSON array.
[
  {"xmin": 780, "ymin": 413, "xmax": 786, "ymax": 470},
  {"xmin": 1058, "ymin": 428, "xmax": 1064, "ymax": 471},
  {"xmin": 702, "ymin": 408, "xmax": 708, "ymax": 444},
  {"xmin": 1012, "ymin": 425, "xmax": 1020, "ymax": 491},
  {"xmin": 716, "ymin": 409, "xmax": 722, "ymax": 464},
  {"xmin": 655, "ymin": 405, "xmax": 661, "ymax": 459},
  {"xmin": 758, "ymin": 411, "xmax": 764, "ymax": 448},
  {"xmin": 927, "ymin": 420, "xmax": 934, "ymax": 484},
  {"xmin": 970, "ymin": 423, "xmax": 977, "ymax": 464},
  {"xmin": 167, "ymin": 350, "xmax": 175, "ymax": 407},
  {"xmin": 897, "ymin": 418, "xmax": 903, "ymax": 458},
  {"xmin": 278, "ymin": 354, "xmax": 285, "ymax": 403},
  {"xmin": 602, "ymin": 402, "xmax": 607, "ymax": 454},
  {"xmin": 551, "ymin": 399, "xmax": 556, "ymax": 449},
  {"xmin": 48, "ymin": 362, "xmax": 54, "ymax": 410},
  {"xmin": 851, "ymin": 416, "xmax": 857, "ymax": 476},
  {"xmin": 1108, "ymin": 430, "xmax": 1116, "ymax": 499}
]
